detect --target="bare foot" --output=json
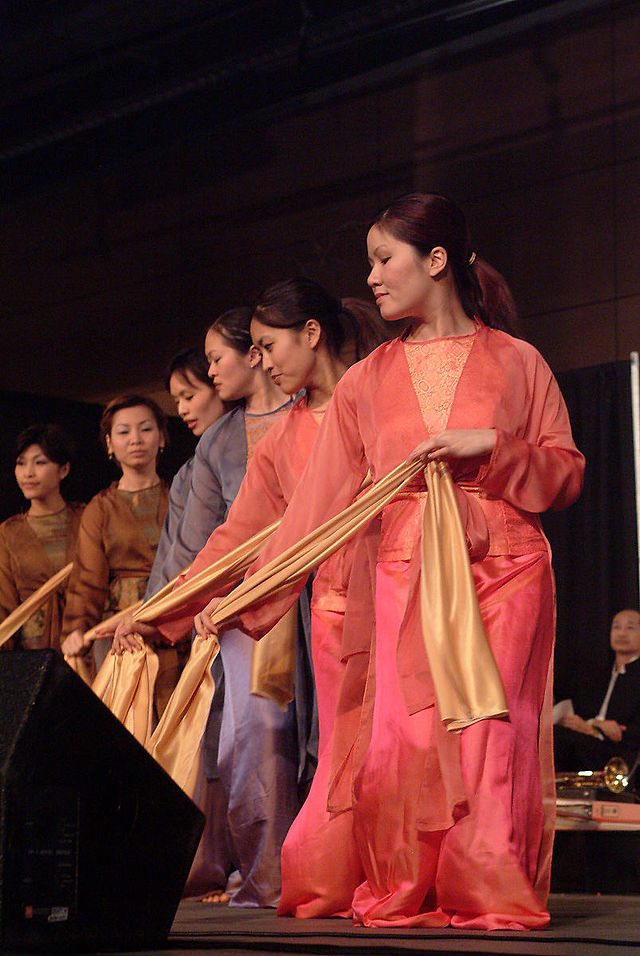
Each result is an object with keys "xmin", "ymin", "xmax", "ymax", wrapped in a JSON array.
[{"xmin": 200, "ymin": 890, "xmax": 230, "ymax": 904}]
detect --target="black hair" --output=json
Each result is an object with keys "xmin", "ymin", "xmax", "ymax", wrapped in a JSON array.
[
  {"xmin": 14, "ymin": 424, "xmax": 74, "ymax": 469},
  {"xmin": 164, "ymin": 348, "xmax": 213, "ymax": 392},
  {"xmin": 372, "ymin": 192, "xmax": 520, "ymax": 335},
  {"xmin": 253, "ymin": 277, "xmax": 387, "ymax": 364},
  {"xmin": 208, "ymin": 306, "xmax": 254, "ymax": 354}
]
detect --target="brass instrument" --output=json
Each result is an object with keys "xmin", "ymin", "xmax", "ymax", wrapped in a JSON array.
[{"xmin": 555, "ymin": 756, "xmax": 630, "ymax": 795}]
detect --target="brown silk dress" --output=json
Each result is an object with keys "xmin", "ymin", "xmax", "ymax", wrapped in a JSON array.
[{"xmin": 0, "ymin": 503, "xmax": 84, "ymax": 652}]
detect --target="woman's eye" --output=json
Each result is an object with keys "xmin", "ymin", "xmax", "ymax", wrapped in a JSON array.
[{"xmin": 381, "ymin": 257, "xmax": 390, "ymax": 264}]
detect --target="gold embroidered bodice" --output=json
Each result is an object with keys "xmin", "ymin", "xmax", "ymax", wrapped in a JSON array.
[
  {"xmin": 378, "ymin": 333, "xmax": 476, "ymax": 562},
  {"xmin": 403, "ymin": 331, "xmax": 476, "ymax": 434}
]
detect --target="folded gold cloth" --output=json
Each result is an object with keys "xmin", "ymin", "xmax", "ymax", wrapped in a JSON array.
[
  {"xmin": 148, "ymin": 458, "xmax": 425, "ymax": 795},
  {"xmin": 85, "ymin": 523, "xmax": 278, "ymax": 744},
  {"xmin": 92, "ymin": 644, "xmax": 159, "ymax": 743},
  {"xmin": 0, "ymin": 563, "xmax": 73, "ymax": 649},
  {"xmin": 421, "ymin": 461, "xmax": 507, "ymax": 730}
]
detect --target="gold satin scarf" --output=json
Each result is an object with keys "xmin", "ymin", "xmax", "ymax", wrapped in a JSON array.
[
  {"xmin": 148, "ymin": 458, "xmax": 428, "ymax": 795},
  {"xmin": 421, "ymin": 461, "xmax": 507, "ymax": 730},
  {"xmin": 0, "ymin": 562, "xmax": 73, "ymax": 649},
  {"xmin": 68, "ymin": 456, "xmax": 507, "ymax": 793},
  {"xmin": 75, "ymin": 522, "xmax": 279, "ymax": 744}
]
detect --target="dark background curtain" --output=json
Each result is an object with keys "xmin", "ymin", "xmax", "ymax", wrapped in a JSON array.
[
  {"xmin": 0, "ymin": 391, "xmax": 194, "ymax": 523},
  {"xmin": 543, "ymin": 359, "xmax": 639, "ymax": 718}
]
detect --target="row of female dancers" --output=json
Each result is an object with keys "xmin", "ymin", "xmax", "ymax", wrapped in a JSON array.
[{"xmin": 1, "ymin": 193, "xmax": 585, "ymax": 930}]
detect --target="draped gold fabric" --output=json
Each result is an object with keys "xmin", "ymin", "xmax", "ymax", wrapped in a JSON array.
[
  {"xmin": 84, "ymin": 456, "xmax": 506, "ymax": 796},
  {"xmin": 420, "ymin": 461, "xmax": 508, "ymax": 730},
  {"xmin": 0, "ymin": 563, "xmax": 73, "ymax": 649},
  {"xmin": 146, "ymin": 522, "xmax": 278, "ymax": 624},
  {"xmin": 82, "ymin": 526, "xmax": 276, "ymax": 741},
  {"xmin": 250, "ymin": 603, "xmax": 298, "ymax": 707},
  {"xmin": 92, "ymin": 644, "xmax": 159, "ymax": 744},
  {"xmin": 147, "ymin": 631, "xmax": 219, "ymax": 796},
  {"xmin": 148, "ymin": 459, "xmax": 425, "ymax": 794}
]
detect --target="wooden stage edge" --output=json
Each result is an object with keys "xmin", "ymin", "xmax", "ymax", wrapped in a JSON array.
[{"xmin": 98, "ymin": 894, "xmax": 640, "ymax": 956}]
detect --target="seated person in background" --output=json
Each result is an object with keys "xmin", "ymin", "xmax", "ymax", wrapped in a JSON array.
[{"xmin": 554, "ymin": 609, "xmax": 640, "ymax": 772}]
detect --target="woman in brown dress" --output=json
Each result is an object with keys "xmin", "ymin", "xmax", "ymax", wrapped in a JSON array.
[
  {"xmin": 61, "ymin": 394, "xmax": 176, "ymax": 716},
  {"xmin": 0, "ymin": 424, "xmax": 83, "ymax": 652}
]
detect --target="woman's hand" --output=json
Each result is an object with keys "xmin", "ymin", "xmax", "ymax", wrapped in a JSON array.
[
  {"xmin": 410, "ymin": 429, "xmax": 497, "ymax": 464},
  {"xmin": 592, "ymin": 718, "xmax": 626, "ymax": 743},
  {"xmin": 194, "ymin": 598, "xmax": 223, "ymax": 641},
  {"xmin": 61, "ymin": 629, "xmax": 89, "ymax": 657},
  {"xmin": 111, "ymin": 613, "xmax": 162, "ymax": 655}
]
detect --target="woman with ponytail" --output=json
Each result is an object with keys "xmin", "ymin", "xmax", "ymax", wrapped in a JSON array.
[
  {"xmin": 115, "ymin": 278, "xmax": 386, "ymax": 911},
  {"xmin": 197, "ymin": 194, "xmax": 584, "ymax": 929}
]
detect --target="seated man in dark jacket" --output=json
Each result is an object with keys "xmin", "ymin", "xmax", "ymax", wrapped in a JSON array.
[{"xmin": 554, "ymin": 609, "xmax": 640, "ymax": 772}]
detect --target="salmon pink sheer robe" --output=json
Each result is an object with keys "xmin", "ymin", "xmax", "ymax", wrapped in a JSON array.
[
  {"xmin": 235, "ymin": 325, "xmax": 584, "ymax": 930},
  {"xmin": 157, "ymin": 396, "xmax": 348, "ymax": 641},
  {"xmin": 157, "ymin": 396, "xmax": 362, "ymax": 915}
]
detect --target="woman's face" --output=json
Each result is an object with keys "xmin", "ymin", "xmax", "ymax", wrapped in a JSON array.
[
  {"xmin": 169, "ymin": 369, "xmax": 224, "ymax": 437},
  {"xmin": 250, "ymin": 317, "xmax": 316, "ymax": 394},
  {"xmin": 366, "ymin": 225, "xmax": 434, "ymax": 322},
  {"xmin": 106, "ymin": 405, "xmax": 164, "ymax": 471},
  {"xmin": 204, "ymin": 329, "xmax": 255, "ymax": 402},
  {"xmin": 15, "ymin": 444, "xmax": 69, "ymax": 502}
]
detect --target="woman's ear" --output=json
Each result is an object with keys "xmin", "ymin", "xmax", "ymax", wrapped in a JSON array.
[
  {"xmin": 248, "ymin": 344, "xmax": 263, "ymax": 368},
  {"xmin": 59, "ymin": 462, "xmax": 71, "ymax": 481},
  {"xmin": 305, "ymin": 318, "xmax": 322, "ymax": 350},
  {"xmin": 105, "ymin": 435, "xmax": 114, "ymax": 458},
  {"xmin": 428, "ymin": 246, "xmax": 448, "ymax": 278}
]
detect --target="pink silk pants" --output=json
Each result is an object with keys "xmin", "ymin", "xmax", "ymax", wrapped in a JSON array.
[
  {"xmin": 351, "ymin": 552, "xmax": 554, "ymax": 930},
  {"xmin": 278, "ymin": 606, "xmax": 364, "ymax": 917}
]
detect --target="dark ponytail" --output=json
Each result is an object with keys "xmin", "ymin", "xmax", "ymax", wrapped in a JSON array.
[
  {"xmin": 372, "ymin": 193, "xmax": 520, "ymax": 335},
  {"xmin": 340, "ymin": 297, "xmax": 388, "ymax": 364}
]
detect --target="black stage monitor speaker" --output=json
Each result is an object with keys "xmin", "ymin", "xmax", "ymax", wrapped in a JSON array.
[{"xmin": 0, "ymin": 650, "xmax": 205, "ymax": 952}]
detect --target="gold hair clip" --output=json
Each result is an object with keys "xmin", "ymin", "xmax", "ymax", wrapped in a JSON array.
[{"xmin": 468, "ymin": 251, "xmax": 476, "ymax": 266}]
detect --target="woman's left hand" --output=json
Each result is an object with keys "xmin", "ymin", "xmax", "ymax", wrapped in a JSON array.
[
  {"xmin": 194, "ymin": 598, "xmax": 223, "ymax": 641},
  {"xmin": 410, "ymin": 429, "xmax": 497, "ymax": 464}
]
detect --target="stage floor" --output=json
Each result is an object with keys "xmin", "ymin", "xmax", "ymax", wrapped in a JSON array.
[{"xmin": 98, "ymin": 894, "xmax": 640, "ymax": 955}]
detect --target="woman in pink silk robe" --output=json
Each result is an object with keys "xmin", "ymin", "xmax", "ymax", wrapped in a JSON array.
[
  {"xmin": 153, "ymin": 278, "xmax": 385, "ymax": 916},
  {"xmin": 215, "ymin": 194, "xmax": 585, "ymax": 930}
]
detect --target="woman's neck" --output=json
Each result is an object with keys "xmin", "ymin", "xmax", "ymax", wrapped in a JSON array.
[
  {"xmin": 117, "ymin": 467, "xmax": 160, "ymax": 492},
  {"xmin": 28, "ymin": 491, "xmax": 66, "ymax": 517},
  {"xmin": 305, "ymin": 350, "xmax": 348, "ymax": 411},
  {"xmin": 244, "ymin": 369, "xmax": 289, "ymax": 415},
  {"xmin": 405, "ymin": 290, "xmax": 475, "ymax": 342}
]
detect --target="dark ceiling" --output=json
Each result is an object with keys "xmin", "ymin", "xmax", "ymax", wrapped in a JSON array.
[{"xmin": 2, "ymin": 0, "xmax": 612, "ymax": 200}]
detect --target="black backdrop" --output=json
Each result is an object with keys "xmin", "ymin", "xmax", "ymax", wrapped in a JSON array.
[{"xmin": 543, "ymin": 359, "xmax": 639, "ymax": 717}]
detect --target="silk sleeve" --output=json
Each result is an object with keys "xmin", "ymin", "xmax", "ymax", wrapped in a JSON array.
[
  {"xmin": 238, "ymin": 372, "xmax": 368, "ymax": 640},
  {"xmin": 0, "ymin": 528, "xmax": 20, "ymax": 650},
  {"xmin": 155, "ymin": 427, "xmax": 288, "ymax": 643},
  {"xmin": 477, "ymin": 350, "xmax": 584, "ymax": 513},
  {"xmin": 62, "ymin": 498, "xmax": 110, "ymax": 636}
]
